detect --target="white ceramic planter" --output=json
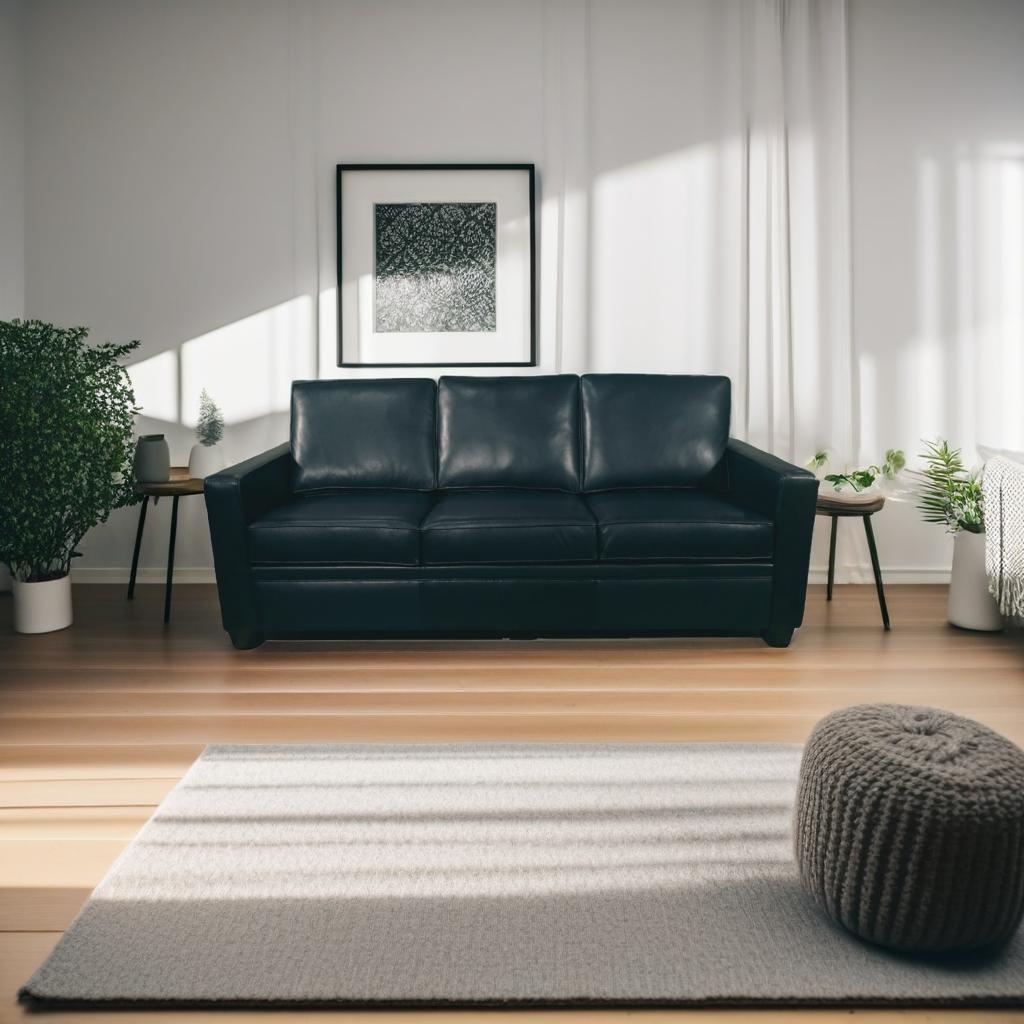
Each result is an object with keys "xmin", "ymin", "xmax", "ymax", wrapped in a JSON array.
[
  {"xmin": 188, "ymin": 443, "xmax": 226, "ymax": 480},
  {"xmin": 948, "ymin": 529, "xmax": 1002, "ymax": 631},
  {"xmin": 13, "ymin": 574, "xmax": 73, "ymax": 634}
]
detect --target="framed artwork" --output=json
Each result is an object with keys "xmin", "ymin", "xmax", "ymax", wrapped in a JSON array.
[{"xmin": 336, "ymin": 163, "xmax": 536, "ymax": 367}]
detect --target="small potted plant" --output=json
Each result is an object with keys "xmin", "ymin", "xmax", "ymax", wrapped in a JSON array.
[
  {"xmin": 0, "ymin": 320, "xmax": 139, "ymax": 633},
  {"xmin": 807, "ymin": 448, "xmax": 906, "ymax": 501},
  {"xmin": 187, "ymin": 389, "xmax": 226, "ymax": 480},
  {"xmin": 914, "ymin": 439, "xmax": 1001, "ymax": 631}
]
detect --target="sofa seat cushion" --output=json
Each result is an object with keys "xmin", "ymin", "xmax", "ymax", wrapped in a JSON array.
[
  {"xmin": 421, "ymin": 491, "xmax": 598, "ymax": 565},
  {"xmin": 248, "ymin": 491, "xmax": 435, "ymax": 566},
  {"xmin": 586, "ymin": 490, "xmax": 773, "ymax": 562}
]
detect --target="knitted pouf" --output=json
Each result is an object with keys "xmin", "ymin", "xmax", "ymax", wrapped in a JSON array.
[{"xmin": 795, "ymin": 703, "xmax": 1024, "ymax": 953}]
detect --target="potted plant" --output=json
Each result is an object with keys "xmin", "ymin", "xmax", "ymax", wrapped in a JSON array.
[
  {"xmin": 914, "ymin": 438, "xmax": 1001, "ymax": 631},
  {"xmin": 187, "ymin": 389, "xmax": 226, "ymax": 480},
  {"xmin": 807, "ymin": 448, "xmax": 905, "ymax": 501},
  {"xmin": 0, "ymin": 320, "xmax": 139, "ymax": 633}
]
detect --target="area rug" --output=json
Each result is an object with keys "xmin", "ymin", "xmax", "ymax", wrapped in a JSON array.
[{"xmin": 19, "ymin": 743, "xmax": 1024, "ymax": 1008}]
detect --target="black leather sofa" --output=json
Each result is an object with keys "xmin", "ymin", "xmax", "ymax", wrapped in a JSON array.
[{"xmin": 205, "ymin": 374, "xmax": 818, "ymax": 649}]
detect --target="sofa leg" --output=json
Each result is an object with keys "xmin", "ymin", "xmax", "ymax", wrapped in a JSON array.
[
  {"xmin": 762, "ymin": 626, "xmax": 794, "ymax": 648},
  {"xmin": 229, "ymin": 628, "xmax": 265, "ymax": 650}
]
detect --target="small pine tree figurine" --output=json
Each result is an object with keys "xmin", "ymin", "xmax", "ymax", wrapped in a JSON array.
[{"xmin": 196, "ymin": 389, "xmax": 224, "ymax": 447}]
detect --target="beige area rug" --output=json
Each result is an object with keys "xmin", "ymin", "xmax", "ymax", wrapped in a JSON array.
[{"xmin": 20, "ymin": 743, "xmax": 1024, "ymax": 1008}]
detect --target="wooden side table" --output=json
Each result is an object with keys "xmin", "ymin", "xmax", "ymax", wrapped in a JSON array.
[
  {"xmin": 816, "ymin": 492, "xmax": 891, "ymax": 631},
  {"xmin": 127, "ymin": 468, "xmax": 204, "ymax": 623}
]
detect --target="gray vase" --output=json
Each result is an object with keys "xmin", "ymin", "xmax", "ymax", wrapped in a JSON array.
[{"xmin": 133, "ymin": 434, "xmax": 170, "ymax": 484}]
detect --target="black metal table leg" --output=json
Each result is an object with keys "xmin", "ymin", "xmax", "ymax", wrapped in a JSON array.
[
  {"xmin": 862, "ymin": 513, "xmax": 890, "ymax": 631},
  {"xmin": 127, "ymin": 495, "xmax": 149, "ymax": 600},
  {"xmin": 826, "ymin": 514, "xmax": 838, "ymax": 602},
  {"xmin": 164, "ymin": 495, "xmax": 180, "ymax": 624}
]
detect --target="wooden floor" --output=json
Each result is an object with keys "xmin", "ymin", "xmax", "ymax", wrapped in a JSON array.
[{"xmin": 1, "ymin": 583, "xmax": 1023, "ymax": 1023}]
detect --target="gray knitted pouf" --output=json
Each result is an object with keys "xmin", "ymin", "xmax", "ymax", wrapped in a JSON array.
[{"xmin": 795, "ymin": 703, "xmax": 1024, "ymax": 953}]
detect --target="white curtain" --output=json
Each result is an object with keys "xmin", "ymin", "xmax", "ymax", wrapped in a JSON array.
[
  {"xmin": 740, "ymin": 0, "xmax": 853, "ymax": 468},
  {"xmin": 547, "ymin": 0, "xmax": 853, "ymax": 472}
]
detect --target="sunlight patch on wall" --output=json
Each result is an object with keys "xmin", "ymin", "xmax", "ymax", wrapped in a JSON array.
[
  {"xmin": 127, "ymin": 350, "xmax": 178, "ymax": 424},
  {"xmin": 181, "ymin": 296, "xmax": 313, "ymax": 426}
]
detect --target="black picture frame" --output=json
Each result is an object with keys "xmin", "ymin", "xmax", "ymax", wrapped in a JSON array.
[{"xmin": 336, "ymin": 163, "xmax": 537, "ymax": 368}]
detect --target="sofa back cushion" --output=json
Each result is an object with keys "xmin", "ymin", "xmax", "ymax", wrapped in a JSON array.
[
  {"xmin": 581, "ymin": 374, "xmax": 730, "ymax": 490},
  {"xmin": 437, "ymin": 376, "xmax": 581, "ymax": 491},
  {"xmin": 291, "ymin": 379, "xmax": 436, "ymax": 491}
]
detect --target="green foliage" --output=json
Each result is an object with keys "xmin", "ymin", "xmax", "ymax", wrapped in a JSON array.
[
  {"xmin": 914, "ymin": 438, "xmax": 984, "ymax": 534},
  {"xmin": 807, "ymin": 450, "xmax": 830, "ymax": 473},
  {"xmin": 196, "ymin": 388, "xmax": 224, "ymax": 447},
  {"xmin": 0, "ymin": 320, "xmax": 140, "ymax": 581},
  {"xmin": 809, "ymin": 449, "xmax": 906, "ymax": 493},
  {"xmin": 882, "ymin": 448, "xmax": 907, "ymax": 477}
]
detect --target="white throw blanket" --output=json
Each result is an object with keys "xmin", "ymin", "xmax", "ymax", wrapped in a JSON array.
[{"xmin": 984, "ymin": 455, "xmax": 1024, "ymax": 620}]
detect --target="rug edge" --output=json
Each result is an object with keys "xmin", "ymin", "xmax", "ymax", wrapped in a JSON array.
[{"xmin": 16, "ymin": 989, "xmax": 1024, "ymax": 1011}]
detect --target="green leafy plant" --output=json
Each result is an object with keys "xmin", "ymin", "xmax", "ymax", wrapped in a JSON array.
[
  {"xmin": 807, "ymin": 450, "xmax": 830, "ymax": 473},
  {"xmin": 914, "ymin": 439, "xmax": 984, "ymax": 534},
  {"xmin": 807, "ymin": 449, "xmax": 906, "ymax": 493},
  {"xmin": 0, "ymin": 320, "xmax": 140, "ymax": 582},
  {"xmin": 196, "ymin": 388, "xmax": 224, "ymax": 447}
]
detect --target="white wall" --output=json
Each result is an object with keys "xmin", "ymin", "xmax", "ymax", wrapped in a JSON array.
[
  {"xmin": 0, "ymin": 0, "xmax": 25, "ymax": 595},
  {"xmin": 0, "ymin": 0, "xmax": 25, "ymax": 320},
  {"xmin": 14, "ymin": 0, "xmax": 1024, "ymax": 581},
  {"xmin": 24, "ymin": 0, "xmax": 308, "ymax": 576},
  {"xmin": 310, "ymin": 0, "xmax": 549, "ymax": 378}
]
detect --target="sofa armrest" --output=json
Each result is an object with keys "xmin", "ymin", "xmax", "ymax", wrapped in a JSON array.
[
  {"xmin": 204, "ymin": 443, "xmax": 292, "ymax": 645},
  {"xmin": 205, "ymin": 442, "xmax": 292, "ymax": 524},
  {"xmin": 724, "ymin": 439, "xmax": 819, "ymax": 643}
]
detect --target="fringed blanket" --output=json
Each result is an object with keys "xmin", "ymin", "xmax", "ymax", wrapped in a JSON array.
[{"xmin": 984, "ymin": 455, "xmax": 1024, "ymax": 621}]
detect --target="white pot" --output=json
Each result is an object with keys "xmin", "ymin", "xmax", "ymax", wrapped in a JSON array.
[
  {"xmin": 948, "ymin": 529, "xmax": 1002, "ymax": 631},
  {"xmin": 188, "ymin": 443, "xmax": 226, "ymax": 480},
  {"xmin": 13, "ymin": 574, "xmax": 73, "ymax": 634}
]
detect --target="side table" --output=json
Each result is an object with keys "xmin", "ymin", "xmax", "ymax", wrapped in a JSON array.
[
  {"xmin": 816, "ymin": 492, "xmax": 890, "ymax": 631},
  {"xmin": 127, "ymin": 468, "xmax": 204, "ymax": 623}
]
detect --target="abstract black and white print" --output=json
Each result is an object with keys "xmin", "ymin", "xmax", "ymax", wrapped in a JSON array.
[{"xmin": 374, "ymin": 202, "xmax": 497, "ymax": 333}]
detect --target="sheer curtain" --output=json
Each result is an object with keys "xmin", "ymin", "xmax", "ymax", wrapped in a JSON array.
[
  {"xmin": 740, "ymin": 0, "xmax": 853, "ymax": 471},
  {"xmin": 547, "ymin": 0, "xmax": 854, "ymax": 470}
]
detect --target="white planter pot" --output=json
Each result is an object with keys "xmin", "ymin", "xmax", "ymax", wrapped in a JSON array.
[
  {"xmin": 948, "ymin": 530, "xmax": 1002, "ymax": 631},
  {"xmin": 13, "ymin": 574, "xmax": 73, "ymax": 634},
  {"xmin": 188, "ymin": 443, "xmax": 226, "ymax": 480}
]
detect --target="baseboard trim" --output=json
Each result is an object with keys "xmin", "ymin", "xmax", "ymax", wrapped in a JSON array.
[
  {"xmin": 808, "ymin": 567, "xmax": 950, "ymax": 585},
  {"xmin": 72, "ymin": 568, "xmax": 217, "ymax": 584},
  {"xmin": 70, "ymin": 567, "xmax": 951, "ymax": 585}
]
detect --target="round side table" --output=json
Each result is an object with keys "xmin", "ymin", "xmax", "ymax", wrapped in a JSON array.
[
  {"xmin": 127, "ymin": 468, "xmax": 204, "ymax": 623},
  {"xmin": 815, "ymin": 492, "xmax": 890, "ymax": 630}
]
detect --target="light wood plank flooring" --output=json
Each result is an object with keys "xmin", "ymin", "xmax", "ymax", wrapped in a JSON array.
[{"xmin": 1, "ymin": 583, "xmax": 1023, "ymax": 1023}]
